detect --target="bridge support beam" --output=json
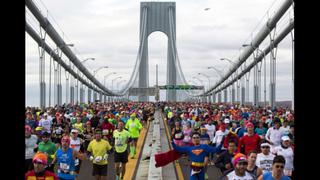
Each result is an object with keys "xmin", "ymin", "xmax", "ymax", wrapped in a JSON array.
[
  {"xmin": 93, "ymin": 91, "xmax": 97, "ymax": 102},
  {"xmin": 224, "ymin": 89, "xmax": 228, "ymax": 103},
  {"xmin": 232, "ymin": 84, "xmax": 235, "ymax": 104},
  {"xmin": 241, "ymin": 78, "xmax": 245, "ymax": 106},
  {"xmin": 269, "ymin": 30, "xmax": 278, "ymax": 109},
  {"xmin": 80, "ymin": 84, "xmax": 84, "ymax": 104},
  {"xmin": 88, "ymin": 88, "xmax": 92, "ymax": 103},
  {"xmin": 218, "ymin": 92, "xmax": 221, "ymax": 103},
  {"xmin": 212, "ymin": 93, "xmax": 216, "ymax": 103},
  {"xmin": 70, "ymin": 86, "xmax": 74, "ymax": 105}
]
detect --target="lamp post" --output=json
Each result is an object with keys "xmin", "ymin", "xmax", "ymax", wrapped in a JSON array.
[
  {"xmin": 81, "ymin": 57, "xmax": 95, "ymax": 64},
  {"xmin": 93, "ymin": 66, "xmax": 109, "ymax": 77},
  {"xmin": 112, "ymin": 76, "xmax": 122, "ymax": 90},
  {"xmin": 198, "ymin": 73, "xmax": 211, "ymax": 90},
  {"xmin": 220, "ymin": 58, "xmax": 236, "ymax": 66},
  {"xmin": 207, "ymin": 66, "xmax": 224, "ymax": 78},
  {"xmin": 117, "ymin": 80, "xmax": 126, "ymax": 92},
  {"xmin": 104, "ymin": 72, "xmax": 116, "ymax": 88}
]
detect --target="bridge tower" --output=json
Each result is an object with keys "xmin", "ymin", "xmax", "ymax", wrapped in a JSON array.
[{"xmin": 138, "ymin": 2, "xmax": 177, "ymax": 102}]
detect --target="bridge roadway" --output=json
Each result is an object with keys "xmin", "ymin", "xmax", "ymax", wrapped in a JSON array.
[{"xmin": 78, "ymin": 109, "xmax": 222, "ymax": 180}]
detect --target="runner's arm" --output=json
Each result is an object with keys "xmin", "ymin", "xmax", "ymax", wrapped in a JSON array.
[{"xmin": 171, "ymin": 141, "xmax": 189, "ymax": 153}]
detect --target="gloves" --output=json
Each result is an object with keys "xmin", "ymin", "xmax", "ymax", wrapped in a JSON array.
[
  {"xmin": 89, "ymin": 156, "xmax": 94, "ymax": 161},
  {"xmin": 103, "ymin": 154, "xmax": 108, "ymax": 160}
]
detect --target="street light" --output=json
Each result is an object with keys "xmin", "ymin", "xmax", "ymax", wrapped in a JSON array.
[
  {"xmin": 117, "ymin": 80, "xmax": 126, "ymax": 91},
  {"xmin": 112, "ymin": 76, "xmax": 122, "ymax": 90},
  {"xmin": 198, "ymin": 73, "xmax": 211, "ymax": 90},
  {"xmin": 207, "ymin": 66, "xmax": 224, "ymax": 78},
  {"xmin": 81, "ymin": 57, "xmax": 95, "ymax": 64},
  {"xmin": 220, "ymin": 58, "xmax": 236, "ymax": 65},
  {"xmin": 104, "ymin": 72, "xmax": 117, "ymax": 87},
  {"xmin": 93, "ymin": 66, "xmax": 109, "ymax": 77}
]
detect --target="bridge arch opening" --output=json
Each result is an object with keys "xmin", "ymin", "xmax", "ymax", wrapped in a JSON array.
[{"xmin": 148, "ymin": 31, "xmax": 168, "ymax": 101}]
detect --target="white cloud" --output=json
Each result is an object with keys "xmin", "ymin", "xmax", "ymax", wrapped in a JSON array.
[{"xmin": 26, "ymin": 0, "xmax": 293, "ymax": 106}]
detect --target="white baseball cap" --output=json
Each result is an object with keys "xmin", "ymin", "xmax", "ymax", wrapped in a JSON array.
[
  {"xmin": 281, "ymin": 136, "xmax": 290, "ymax": 141},
  {"xmin": 71, "ymin": 129, "xmax": 78, "ymax": 133},
  {"xmin": 224, "ymin": 118, "xmax": 230, "ymax": 123}
]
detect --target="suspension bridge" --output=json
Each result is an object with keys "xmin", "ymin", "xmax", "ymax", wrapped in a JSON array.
[{"xmin": 25, "ymin": 0, "xmax": 294, "ymax": 179}]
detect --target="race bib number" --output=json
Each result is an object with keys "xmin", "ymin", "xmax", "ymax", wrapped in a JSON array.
[
  {"xmin": 130, "ymin": 123, "xmax": 136, "ymax": 128},
  {"xmin": 116, "ymin": 137, "xmax": 123, "ymax": 147},
  {"xmin": 75, "ymin": 159, "xmax": 79, "ymax": 166},
  {"xmin": 183, "ymin": 136, "xmax": 191, "ymax": 142},
  {"xmin": 59, "ymin": 163, "xmax": 70, "ymax": 172},
  {"xmin": 55, "ymin": 129, "xmax": 62, "ymax": 134},
  {"xmin": 175, "ymin": 132, "xmax": 182, "ymax": 139}
]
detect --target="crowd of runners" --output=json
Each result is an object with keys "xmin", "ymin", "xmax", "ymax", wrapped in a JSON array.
[
  {"xmin": 163, "ymin": 102, "xmax": 294, "ymax": 180},
  {"xmin": 25, "ymin": 102, "xmax": 155, "ymax": 180},
  {"xmin": 25, "ymin": 101, "xmax": 294, "ymax": 180}
]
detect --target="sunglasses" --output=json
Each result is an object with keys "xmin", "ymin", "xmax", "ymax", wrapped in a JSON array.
[
  {"xmin": 261, "ymin": 146, "xmax": 270, "ymax": 149},
  {"xmin": 238, "ymin": 162, "xmax": 248, "ymax": 166},
  {"xmin": 275, "ymin": 165, "xmax": 284, "ymax": 169}
]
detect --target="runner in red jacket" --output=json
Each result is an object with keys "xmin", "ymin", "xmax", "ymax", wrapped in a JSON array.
[{"xmin": 237, "ymin": 123, "xmax": 261, "ymax": 155}]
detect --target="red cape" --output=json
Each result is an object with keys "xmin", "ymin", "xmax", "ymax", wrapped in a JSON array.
[{"xmin": 155, "ymin": 149, "xmax": 181, "ymax": 168}]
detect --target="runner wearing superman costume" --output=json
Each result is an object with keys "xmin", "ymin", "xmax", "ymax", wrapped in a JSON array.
[{"xmin": 171, "ymin": 131, "xmax": 223, "ymax": 180}]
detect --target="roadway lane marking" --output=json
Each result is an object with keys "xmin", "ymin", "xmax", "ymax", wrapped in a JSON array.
[
  {"xmin": 124, "ymin": 120, "xmax": 150, "ymax": 179},
  {"xmin": 161, "ymin": 112, "xmax": 184, "ymax": 180}
]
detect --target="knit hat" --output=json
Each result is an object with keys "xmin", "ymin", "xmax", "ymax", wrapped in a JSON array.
[
  {"xmin": 246, "ymin": 122, "xmax": 254, "ymax": 129},
  {"xmin": 232, "ymin": 153, "xmax": 247, "ymax": 166},
  {"xmin": 32, "ymin": 152, "xmax": 48, "ymax": 165},
  {"xmin": 25, "ymin": 125, "xmax": 32, "ymax": 132},
  {"xmin": 61, "ymin": 136, "xmax": 70, "ymax": 145}
]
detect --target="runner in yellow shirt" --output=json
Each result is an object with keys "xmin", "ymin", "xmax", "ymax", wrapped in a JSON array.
[
  {"xmin": 125, "ymin": 113, "xmax": 142, "ymax": 158},
  {"xmin": 87, "ymin": 129, "xmax": 112, "ymax": 180},
  {"xmin": 113, "ymin": 121, "xmax": 130, "ymax": 180}
]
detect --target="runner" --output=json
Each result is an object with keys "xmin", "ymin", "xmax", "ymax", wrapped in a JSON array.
[
  {"xmin": 222, "ymin": 153, "xmax": 255, "ymax": 180},
  {"xmin": 171, "ymin": 131, "xmax": 223, "ymax": 180},
  {"xmin": 171, "ymin": 120, "xmax": 184, "ymax": 146},
  {"xmin": 237, "ymin": 122, "xmax": 261, "ymax": 155},
  {"xmin": 25, "ymin": 125, "xmax": 38, "ymax": 173},
  {"xmin": 125, "ymin": 113, "xmax": 142, "ymax": 158},
  {"xmin": 256, "ymin": 141, "xmax": 275, "ymax": 173},
  {"xmin": 257, "ymin": 155, "xmax": 291, "ymax": 180},
  {"xmin": 87, "ymin": 129, "xmax": 112, "ymax": 180},
  {"xmin": 215, "ymin": 139, "xmax": 237, "ymax": 175},
  {"xmin": 113, "ymin": 121, "xmax": 131, "ymax": 180},
  {"xmin": 25, "ymin": 152, "xmax": 58, "ymax": 180},
  {"xmin": 69, "ymin": 129, "xmax": 85, "ymax": 180},
  {"xmin": 246, "ymin": 150, "xmax": 263, "ymax": 179},
  {"xmin": 265, "ymin": 117, "xmax": 284, "ymax": 150},
  {"xmin": 37, "ymin": 131, "xmax": 57, "ymax": 172},
  {"xmin": 52, "ymin": 136, "xmax": 85, "ymax": 180},
  {"xmin": 272, "ymin": 135, "xmax": 294, "ymax": 177}
]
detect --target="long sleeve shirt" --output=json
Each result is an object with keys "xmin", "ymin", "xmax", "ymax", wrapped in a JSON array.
[
  {"xmin": 265, "ymin": 127, "xmax": 283, "ymax": 147},
  {"xmin": 172, "ymin": 142, "xmax": 222, "ymax": 163},
  {"xmin": 237, "ymin": 134, "xmax": 261, "ymax": 155}
]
